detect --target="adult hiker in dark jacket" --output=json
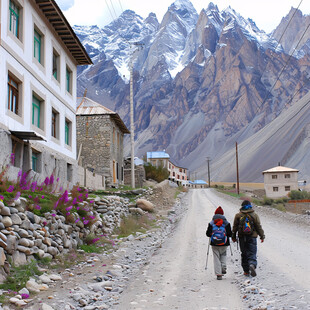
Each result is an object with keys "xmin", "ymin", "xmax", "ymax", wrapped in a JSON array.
[
  {"xmin": 206, "ymin": 206, "xmax": 232, "ymax": 280},
  {"xmin": 232, "ymin": 200, "xmax": 265, "ymax": 277}
]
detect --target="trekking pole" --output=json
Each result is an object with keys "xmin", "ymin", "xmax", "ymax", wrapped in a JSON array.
[
  {"xmin": 229, "ymin": 244, "xmax": 233, "ymax": 256},
  {"xmin": 205, "ymin": 239, "xmax": 211, "ymax": 270}
]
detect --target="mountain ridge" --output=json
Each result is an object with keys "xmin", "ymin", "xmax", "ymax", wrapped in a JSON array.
[{"xmin": 74, "ymin": 0, "xmax": 310, "ymax": 182}]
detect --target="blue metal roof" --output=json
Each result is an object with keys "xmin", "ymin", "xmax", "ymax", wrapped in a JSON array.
[
  {"xmin": 192, "ymin": 180, "xmax": 207, "ymax": 184},
  {"xmin": 147, "ymin": 151, "xmax": 170, "ymax": 159}
]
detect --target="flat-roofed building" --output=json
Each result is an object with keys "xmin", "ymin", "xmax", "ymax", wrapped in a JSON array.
[{"xmin": 262, "ymin": 165, "xmax": 299, "ymax": 198}]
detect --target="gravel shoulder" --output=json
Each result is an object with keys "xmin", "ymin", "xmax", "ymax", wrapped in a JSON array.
[{"xmin": 19, "ymin": 187, "xmax": 310, "ymax": 310}]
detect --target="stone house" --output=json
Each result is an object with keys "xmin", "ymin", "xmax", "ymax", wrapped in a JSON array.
[
  {"xmin": 76, "ymin": 97, "xmax": 130, "ymax": 186},
  {"xmin": 0, "ymin": 0, "xmax": 91, "ymax": 186},
  {"xmin": 262, "ymin": 165, "xmax": 299, "ymax": 198}
]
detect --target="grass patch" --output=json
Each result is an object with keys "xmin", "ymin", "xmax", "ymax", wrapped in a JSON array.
[
  {"xmin": 217, "ymin": 187, "xmax": 244, "ymax": 198},
  {"xmin": 0, "ymin": 260, "xmax": 42, "ymax": 292},
  {"xmin": 79, "ymin": 244, "xmax": 102, "ymax": 253},
  {"xmin": 114, "ymin": 214, "xmax": 157, "ymax": 238}
]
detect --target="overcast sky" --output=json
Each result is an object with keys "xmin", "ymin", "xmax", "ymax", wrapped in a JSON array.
[{"xmin": 55, "ymin": 0, "xmax": 310, "ymax": 33}]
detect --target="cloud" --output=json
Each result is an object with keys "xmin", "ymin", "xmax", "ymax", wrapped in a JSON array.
[{"xmin": 55, "ymin": 0, "xmax": 75, "ymax": 11}]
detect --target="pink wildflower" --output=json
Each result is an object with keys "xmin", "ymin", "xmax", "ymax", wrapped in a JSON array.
[
  {"xmin": 7, "ymin": 185, "xmax": 14, "ymax": 192},
  {"xmin": 21, "ymin": 293, "xmax": 29, "ymax": 299},
  {"xmin": 14, "ymin": 192, "xmax": 21, "ymax": 200},
  {"xmin": 66, "ymin": 206, "xmax": 73, "ymax": 211}
]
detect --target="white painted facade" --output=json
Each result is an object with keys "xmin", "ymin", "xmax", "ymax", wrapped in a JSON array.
[
  {"xmin": 0, "ymin": 0, "xmax": 91, "ymax": 185},
  {"xmin": 168, "ymin": 161, "xmax": 188, "ymax": 185},
  {"xmin": 262, "ymin": 166, "xmax": 299, "ymax": 198}
]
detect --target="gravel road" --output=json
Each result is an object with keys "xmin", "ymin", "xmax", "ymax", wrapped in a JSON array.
[{"xmin": 115, "ymin": 189, "xmax": 310, "ymax": 310}]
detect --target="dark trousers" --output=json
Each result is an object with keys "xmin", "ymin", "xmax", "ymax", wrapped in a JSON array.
[{"xmin": 238, "ymin": 235, "xmax": 257, "ymax": 272}]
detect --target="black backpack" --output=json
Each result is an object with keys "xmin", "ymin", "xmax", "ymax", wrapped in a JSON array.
[{"xmin": 239, "ymin": 214, "xmax": 255, "ymax": 235}]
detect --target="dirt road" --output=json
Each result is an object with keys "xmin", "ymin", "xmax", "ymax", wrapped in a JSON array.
[{"xmin": 115, "ymin": 189, "xmax": 310, "ymax": 310}]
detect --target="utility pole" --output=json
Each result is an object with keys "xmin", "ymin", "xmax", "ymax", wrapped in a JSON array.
[
  {"xmin": 129, "ymin": 42, "xmax": 144, "ymax": 188},
  {"xmin": 236, "ymin": 142, "xmax": 240, "ymax": 195},
  {"xmin": 206, "ymin": 157, "xmax": 211, "ymax": 188}
]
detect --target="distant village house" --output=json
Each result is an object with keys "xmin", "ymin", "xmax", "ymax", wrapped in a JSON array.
[
  {"xmin": 0, "ymin": 0, "xmax": 91, "ymax": 186},
  {"xmin": 146, "ymin": 151, "xmax": 188, "ymax": 185},
  {"xmin": 76, "ymin": 97, "xmax": 129, "ymax": 187},
  {"xmin": 262, "ymin": 165, "xmax": 299, "ymax": 198}
]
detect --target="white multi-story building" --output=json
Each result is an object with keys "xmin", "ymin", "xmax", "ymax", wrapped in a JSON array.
[
  {"xmin": 0, "ymin": 0, "xmax": 91, "ymax": 185},
  {"xmin": 262, "ymin": 165, "xmax": 299, "ymax": 198}
]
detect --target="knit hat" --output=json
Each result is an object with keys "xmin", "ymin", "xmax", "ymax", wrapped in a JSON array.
[
  {"xmin": 215, "ymin": 206, "xmax": 224, "ymax": 215},
  {"xmin": 241, "ymin": 200, "xmax": 252, "ymax": 210}
]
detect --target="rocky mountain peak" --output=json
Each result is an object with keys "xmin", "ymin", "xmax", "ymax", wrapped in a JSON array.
[{"xmin": 75, "ymin": 3, "xmax": 310, "ymax": 182}]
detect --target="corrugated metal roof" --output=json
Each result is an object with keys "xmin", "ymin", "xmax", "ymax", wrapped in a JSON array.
[
  {"xmin": 76, "ymin": 97, "xmax": 130, "ymax": 134},
  {"xmin": 262, "ymin": 166, "xmax": 299, "ymax": 174},
  {"xmin": 147, "ymin": 151, "xmax": 170, "ymax": 159}
]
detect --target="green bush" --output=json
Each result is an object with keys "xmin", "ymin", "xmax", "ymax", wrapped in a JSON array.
[
  {"xmin": 144, "ymin": 163, "xmax": 169, "ymax": 183},
  {"xmin": 263, "ymin": 196, "xmax": 274, "ymax": 205},
  {"xmin": 289, "ymin": 190, "xmax": 310, "ymax": 200},
  {"xmin": 0, "ymin": 260, "xmax": 42, "ymax": 291}
]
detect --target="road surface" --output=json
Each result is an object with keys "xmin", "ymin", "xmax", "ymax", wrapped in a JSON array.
[{"xmin": 116, "ymin": 189, "xmax": 310, "ymax": 310}]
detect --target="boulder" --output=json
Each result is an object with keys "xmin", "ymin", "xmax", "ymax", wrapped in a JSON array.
[
  {"xmin": 0, "ymin": 248, "xmax": 6, "ymax": 266},
  {"xmin": 0, "ymin": 207, "xmax": 11, "ymax": 216},
  {"xmin": 11, "ymin": 214, "xmax": 22, "ymax": 225},
  {"xmin": 136, "ymin": 199, "xmax": 154, "ymax": 212},
  {"xmin": 0, "ymin": 232, "xmax": 7, "ymax": 242},
  {"xmin": 12, "ymin": 251, "xmax": 27, "ymax": 266},
  {"xmin": 2, "ymin": 216, "xmax": 13, "ymax": 227},
  {"xmin": 6, "ymin": 235, "xmax": 17, "ymax": 254}
]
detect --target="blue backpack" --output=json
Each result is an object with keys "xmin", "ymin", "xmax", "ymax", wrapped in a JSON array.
[{"xmin": 211, "ymin": 222, "xmax": 227, "ymax": 245}]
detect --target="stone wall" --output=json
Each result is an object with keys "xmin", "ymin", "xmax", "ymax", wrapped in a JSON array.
[
  {"xmin": 123, "ymin": 159, "xmax": 145, "ymax": 188},
  {"xmin": 76, "ymin": 115, "xmax": 125, "ymax": 186},
  {"xmin": 0, "ymin": 194, "xmax": 131, "ymax": 283}
]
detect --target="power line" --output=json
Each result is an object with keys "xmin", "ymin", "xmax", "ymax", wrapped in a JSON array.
[
  {"xmin": 104, "ymin": 0, "xmax": 117, "ymax": 22},
  {"xmin": 109, "ymin": 0, "xmax": 119, "ymax": 20},
  {"xmin": 257, "ymin": 21, "xmax": 310, "ymax": 115},
  {"xmin": 118, "ymin": 0, "xmax": 124, "ymax": 13},
  {"xmin": 253, "ymin": 0, "xmax": 305, "ymax": 115}
]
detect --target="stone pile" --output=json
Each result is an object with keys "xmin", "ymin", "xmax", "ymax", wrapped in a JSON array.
[{"xmin": 0, "ymin": 192, "xmax": 149, "ymax": 283}]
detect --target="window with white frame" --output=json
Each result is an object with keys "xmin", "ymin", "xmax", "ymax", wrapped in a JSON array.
[
  {"xmin": 9, "ymin": 0, "xmax": 20, "ymax": 38},
  {"xmin": 34, "ymin": 28, "xmax": 43, "ymax": 64},
  {"xmin": 65, "ymin": 118, "xmax": 71, "ymax": 146},
  {"xmin": 51, "ymin": 109, "xmax": 59, "ymax": 139},
  {"xmin": 8, "ymin": 74, "xmax": 19, "ymax": 115},
  {"xmin": 32, "ymin": 149, "xmax": 41, "ymax": 172},
  {"xmin": 32, "ymin": 94, "xmax": 44, "ymax": 130},
  {"xmin": 66, "ymin": 66, "xmax": 72, "ymax": 93},
  {"xmin": 52, "ymin": 49, "xmax": 60, "ymax": 81}
]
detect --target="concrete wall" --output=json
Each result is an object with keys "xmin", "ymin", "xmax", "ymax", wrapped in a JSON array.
[
  {"xmin": 264, "ymin": 171, "xmax": 298, "ymax": 198},
  {"xmin": 76, "ymin": 114, "xmax": 124, "ymax": 186},
  {"xmin": 1, "ymin": 129, "xmax": 78, "ymax": 188},
  {"xmin": 78, "ymin": 166, "xmax": 105, "ymax": 190}
]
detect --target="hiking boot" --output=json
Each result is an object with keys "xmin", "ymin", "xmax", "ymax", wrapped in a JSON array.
[
  {"xmin": 243, "ymin": 272, "xmax": 250, "ymax": 277},
  {"xmin": 249, "ymin": 264, "xmax": 256, "ymax": 277},
  {"xmin": 217, "ymin": 275, "xmax": 223, "ymax": 280},
  {"xmin": 222, "ymin": 268, "xmax": 227, "ymax": 274}
]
